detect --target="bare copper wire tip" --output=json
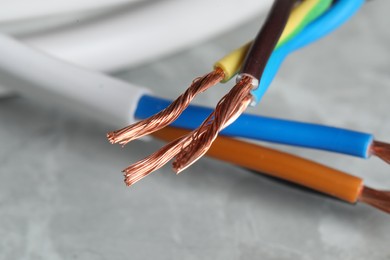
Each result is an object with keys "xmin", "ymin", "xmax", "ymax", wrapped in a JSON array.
[
  {"xmin": 371, "ymin": 140, "xmax": 390, "ymax": 164},
  {"xmin": 359, "ymin": 186, "xmax": 390, "ymax": 214},
  {"xmin": 122, "ymin": 134, "xmax": 193, "ymax": 186},
  {"xmin": 173, "ymin": 76, "xmax": 254, "ymax": 173},
  {"xmin": 107, "ymin": 68, "xmax": 225, "ymax": 146}
]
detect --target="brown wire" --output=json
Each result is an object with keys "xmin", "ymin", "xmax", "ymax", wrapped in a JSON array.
[
  {"xmin": 107, "ymin": 68, "xmax": 224, "ymax": 146},
  {"xmin": 240, "ymin": 0, "xmax": 298, "ymax": 80}
]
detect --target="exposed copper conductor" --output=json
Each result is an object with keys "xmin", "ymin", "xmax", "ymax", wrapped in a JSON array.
[
  {"xmin": 107, "ymin": 68, "xmax": 225, "ymax": 146},
  {"xmin": 121, "ymin": 77, "xmax": 253, "ymax": 185},
  {"xmin": 359, "ymin": 186, "xmax": 390, "ymax": 214},
  {"xmin": 123, "ymin": 134, "xmax": 192, "ymax": 186},
  {"xmin": 173, "ymin": 76, "xmax": 254, "ymax": 173},
  {"xmin": 123, "ymin": 111, "xmax": 221, "ymax": 185},
  {"xmin": 371, "ymin": 140, "xmax": 390, "ymax": 164}
]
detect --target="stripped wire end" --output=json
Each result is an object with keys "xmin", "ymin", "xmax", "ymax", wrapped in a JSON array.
[
  {"xmin": 359, "ymin": 186, "xmax": 390, "ymax": 214},
  {"xmin": 371, "ymin": 140, "xmax": 390, "ymax": 164},
  {"xmin": 107, "ymin": 67, "xmax": 225, "ymax": 146},
  {"xmin": 122, "ymin": 134, "xmax": 193, "ymax": 186},
  {"xmin": 173, "ymin": 76, "xmax": 254, "ymax": 173}
]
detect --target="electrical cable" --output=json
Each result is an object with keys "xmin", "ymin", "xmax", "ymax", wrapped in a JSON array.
[
  {"xmin": 1, "ymin": 2, "xmax": 387, "ymax": 171},
  {"xmin": 108, "ymin": 0, "xmax": 326, "ymax": 153},
  {"xmin": 0, "ymin": 34, "xmax": 149, "ymax": 127},
  {"xmin": 109, "ymin": 0, "xmax": 386, "ymax": 179},
  {"xmin": 1, "ymin": 11, "xmax": 388, "ymax": 166},
  {"xmin": 152, "ymin": 127, "xmax": 390, "ymax": 214}
]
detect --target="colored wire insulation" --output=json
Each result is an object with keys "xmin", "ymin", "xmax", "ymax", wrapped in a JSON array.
[
  {"xmin": 151, "ymin": 127, "xmax": 390, "ymax": 214},
  {"xmin": 240, "ymin": 0, "xmax": 298, "ymax": 82},
  {"xmin": 251, "ymin": 0, "xmax": 365, "ymax": 103},
  {"xmin": 276, "ymin": 0, "xmax": 333, "ymax": 47},
  {"xmin": 215, "ymin": 0, "xmax": 332, "ymax": 82},
  {"xmin": 135, "ymin": 96, "xmax": 373, "ymax": 158}
]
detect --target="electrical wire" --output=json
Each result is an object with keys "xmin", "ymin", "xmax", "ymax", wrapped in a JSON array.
[
  {"xmin": 214, "ymin": 0, "xmax": 332, "ymax": 82},
  {"xmin": 1, "ymin": 1, "xmax": 387, "ymax": 175},
  {"xmin": 241, "ymin": 0, "xmax": 298, "ymax": 82},
  {"xmin": 123, "ymin": 95, "xmax": 253, "ymax": 186},
  {"xmin": 107, "ymin": 0, "xmax": 322, "ymax": 146},
  {"xmin": 172, "ymin": 0, "xmax": 298, "ymax": 173},
  {"xmin": 152, "ymin": 127, "xmax": 390, "ymax": 214},
  {"xmin": 252, "ymin": 0, "xmax": 366, "ymax": 103},
  {"xmin": 1, "ymin": 14, "xmax": 387, "ymax": 166},
  {"xmin": 135, "ymin": 96, "xmax": 377, "ymax": 159},
  {"xmin": 109, "ymin": 0, "xmax": 382, "ymax": 178},
  {"xmin": 107, "ymin": 68, "xmax": 225, "ymax": 145}
]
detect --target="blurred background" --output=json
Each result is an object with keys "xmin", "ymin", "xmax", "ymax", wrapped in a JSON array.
[{"xmin": 0, "ymin": 0, "xmax": 389, "ymax": 259}]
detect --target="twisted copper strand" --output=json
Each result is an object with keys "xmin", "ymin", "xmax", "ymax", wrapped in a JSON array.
[
  {"xmin": 107, "ymin": 68, "xmax": 224, "ymax": 146},
  {"xmin": 371, "ymin": 140, "xmax": 390, "ymax": 164},
  {"xmin": 123, "ymin": 134, "xmax": 192, "ymax": 186},
  {"xmin": 173, "ymin": 76, "xmax": 253, "ymax": 173},
  {"xmin": 359, "ymin": 186, "xmax": 390, "ymax": 214}
]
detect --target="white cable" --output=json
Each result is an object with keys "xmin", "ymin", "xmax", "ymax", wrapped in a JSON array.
[
  {"xmin": 0, "ymin": 34, "xmax": 150, "ymax": 127},
  {"xmin": 22, "ymin": 0, "xmax": 272, "ymax": 72},
  {"xmin": 0, "ymin": 0, "xmax": 144, "ymax": 24}
]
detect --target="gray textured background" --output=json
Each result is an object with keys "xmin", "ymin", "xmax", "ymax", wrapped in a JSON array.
[{"xmin": 1, "ymin": 1, "xmax": 390, "ymax": 259}]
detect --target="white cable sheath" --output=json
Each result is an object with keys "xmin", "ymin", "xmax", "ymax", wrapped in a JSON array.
[
  {"xmin": 0, "ymin": 0, "xmax": 144, "ymax": 23},
  {"xmin": 23, "ymin": 0, "xmax": 272, "ymax": 72},
  {"xmin": 0, "ymin": 34, "xmax": 150, "ymax": 127}
]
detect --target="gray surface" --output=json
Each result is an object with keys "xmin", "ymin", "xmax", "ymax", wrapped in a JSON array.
[{"xmin": 1, "ymin": 2, "xmax": 390, "ymax": 259}]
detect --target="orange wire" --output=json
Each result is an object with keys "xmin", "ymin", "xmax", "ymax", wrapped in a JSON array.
[{"xmin": 152, "ymin": 127, "xmax": 363, "ymax": 204}]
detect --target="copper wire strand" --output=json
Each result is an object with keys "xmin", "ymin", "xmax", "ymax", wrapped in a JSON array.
[
  {"xmin": 173, "ymin": 94, "xmax": 252, "ymax": 173},
  {"xmin": 371, "ymin": 140, "xmax": 390, "ymax": 164},
  {"xmin": 122, "ymin": 134, "xmax": 192, "ymax": 186},
  {"xmin": 123, "ymin": 107, "xmax": 221, "ymax": 185},
  {"xmin": 122, "ymin": 78, "xmax": 252, "ymax": 185},
  {"xmin": 173, "ymin": 76, "xmax": 253, "ymax": 173},
  {"xmin": 359, "ymin": 186, "xmax": 390, "ymax": 214},
  {"xmin": 107, "ymin": 67, "xmax": 225, "ymax": 146}
]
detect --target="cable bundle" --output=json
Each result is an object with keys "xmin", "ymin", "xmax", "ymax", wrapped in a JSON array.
[
  {"xmin": 106, "ymin": 0, "xmax": 390, "ymax": 214},
  {"xmin": 0, "ymin": 0, "xmax": 388, "ymax": 215}
]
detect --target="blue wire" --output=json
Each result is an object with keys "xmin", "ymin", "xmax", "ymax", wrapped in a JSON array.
[
  {"xmin": 135, "ymin": 0, "xmax": 372, "ymax": 159},
  {"xmin": 251, "ymin": 0, "xmax": 366, "ymax": 102},
  {"xmin": 136, "ymin": 96, "xmax": 373, "ymax": 158}
]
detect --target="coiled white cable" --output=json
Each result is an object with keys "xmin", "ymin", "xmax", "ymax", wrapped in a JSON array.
[
  {"xmin": 0, "ymin": 0, "xmax": 144, "ymax": 23},
  {"xmin": 22, "ymin": 0, "xmax": 272, "ymax": 72}
]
